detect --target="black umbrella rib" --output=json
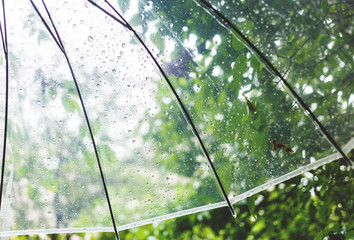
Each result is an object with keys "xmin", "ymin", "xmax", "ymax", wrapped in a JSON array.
[
  {"xmin": 0, "ymin": 0, "xmax": 7, "ymax": 53},
  {"xmin": 85, "ymin": 0, "xmax": 129, "ymax": 29},
  {"xmin": 0, "ymin": 0, "xmax": 9, "ymax": 213},
  {"xmin": 198, "ymin": 0, "xmax": 352, "ymax": 166},
  {"xmin": 29, "ymin": 1, "xmax": 120, "ymax": 239},
  {"xmin": 40, "ymin": 0, "xmax": 65, "ymax": 51},
  {"xmin": 29, "ymin": 0, "xmax": 64, "ymax": 53},
  {"xmin": 88, "ymin": 0, "xmax": 237, "ymax": 218}
]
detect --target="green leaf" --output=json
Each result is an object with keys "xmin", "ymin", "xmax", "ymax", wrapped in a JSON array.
[
  {"xmin": 349, "ymin": 213, "xmax": 354, "ymax": 229},
  {"xmin": 237, "ymin": 20, "xmax": 254, "ymax": 34},
  {"xmin": 250, "ymin": 126, "xmax": 269, "ymax": 157},
  {"xmin": 247, "ymin": 195, "xmax": 256, "ymax": 216},
  {"xmin": 232, "ymin": 36, "xmax": 246, "ymax": 51},
  {"xmin": 117, "ymin": 1, "xmax": 130, "ymax": 14},
  {"xmin": 250, "ymin": 55, "xmax": 261, "ymax": 70},
  {"xmin": 213, "ymin": 151, "xmax": 232, "ymax": 194},
  {"xmin": 61, "ymin": 96, "xmax": 80, "ymax": 113},
  {"xmin": 226, "ymin": 103, "xmax": 247, "ymax": 142},
  {"xmin": 329, "ymin": 223, "xmax": 341, "ymax": 232},
  {"xmin": 38, "ymin": 30, "xmax": 49, "ymax": 43},
  {"xmin": 314, "ymin": 227, "xmax": 328, "ymax": 240},
  {"xmin": 233, "ymin": 55, "xmax": 248, "ymax": 83},
  {"xmin": 346, "ymin": 230, "xmax": 354, "ymax": 239},
  {"xmin": 100, "ymin": 144, "xmax": 117, "ymax": 162},
  {"xmin": 218, "ymin": 91, "xmax": 227, "ymax": 104},
  {"xmin": 130, "ymin": 14, "xmax": 142, "ymax": 27},
  {"xmin": 151, "ymin": 32, "xmax": 165, "ymax": 53},
  {"xmin": 80, "ymin": 125, "xmax": 87, "ymax": 137},
  {"xmin": 92, "ymin": 120, "xmax": 101, "ymax": 135},
  {"xmin": 314, "ymin": 62, "xmax": 325, "ymax": 78},
  {"xmin": 64, "ymin": 81, "xmax": 76, "ymax": 94},
  {"xmin": 49, "ymin": 87, "xmax": 57, "ymax": 99},
  {"xmin": 321, "ymin": 0, "xmax": 328, "ymax": 13}
]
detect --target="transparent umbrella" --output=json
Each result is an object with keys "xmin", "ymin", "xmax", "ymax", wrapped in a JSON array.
[{"xmin": 0, "ymin": 0, "xmax": 352, "ymax": 238}]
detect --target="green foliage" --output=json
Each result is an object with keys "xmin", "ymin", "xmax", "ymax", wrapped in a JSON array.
[
  {"xmin": 12, "ymin": 159, "xmax": 351, "ymax": 239},
  {"xmin": 118, "ymin": 159, "xmax": 353, "ymax": 240},
  {"xmin": 6, "ymin": 0, "xmax": 353, "ymax": 238},
  {"xmin": 233, "ymin": 55, "xmax": 247, "ymax": 84},
  {"xmin": 232, "ymin": 35, "xmax": 247, "ymax": 51},
  {"xmin": 321, "ymin": 0, "xmax": 328, "ymax": 13},
  {"xmin": 61, "ymin": 96, "xmax": 80, "ymax": 113}
]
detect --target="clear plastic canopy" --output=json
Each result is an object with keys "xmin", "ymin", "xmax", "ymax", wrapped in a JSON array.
[{"xmin": 0, "ymin": 0, "xmax": 352, "ymax": 236}]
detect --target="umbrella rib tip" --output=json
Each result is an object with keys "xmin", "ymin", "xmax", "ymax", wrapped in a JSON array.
[
  {"xmin": 231, "ymin": 209, "xmax": 237, "ymax": 218},
  {"xmin": 228, "ymin": 205, "xmax": 237, "ymax": 218}
]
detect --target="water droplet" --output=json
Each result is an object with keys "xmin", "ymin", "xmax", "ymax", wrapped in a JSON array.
[{"xmin": 193, "ymin": 84, "xmax": 201, "ymax": 92}]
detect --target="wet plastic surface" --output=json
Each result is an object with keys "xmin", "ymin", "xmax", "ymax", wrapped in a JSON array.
[{"xmin": 0, "ymin": 0, "xmax": 352, "ymax": 235}]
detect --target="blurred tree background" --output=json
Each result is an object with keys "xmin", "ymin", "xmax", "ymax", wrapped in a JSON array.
[
  {"xmin": 8, "ymin": 156, "xmax": 354, "ymax": 239},
  {"xmin": 2, "ymin": 0, "xmax": 353, "ymax": 239}
]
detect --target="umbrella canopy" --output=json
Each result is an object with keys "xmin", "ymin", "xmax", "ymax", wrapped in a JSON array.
[{"xmin": 0, "ymin": 0, "xmax": 352, "ymax": 237}]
